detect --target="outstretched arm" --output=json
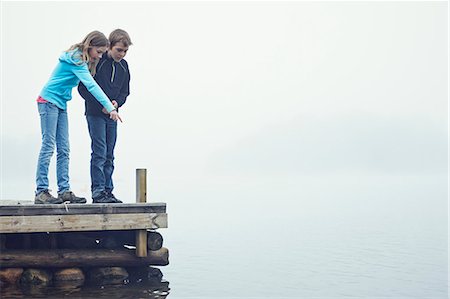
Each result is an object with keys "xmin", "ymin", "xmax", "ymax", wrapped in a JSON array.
[{"xmin": 72, "ymin": 64, "xmax": 115, "ymax": 113}]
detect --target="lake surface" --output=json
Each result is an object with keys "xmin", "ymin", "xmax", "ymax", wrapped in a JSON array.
[{"xmin": 1, "ymin": 174, "xmax": 447, "ymax": 298}]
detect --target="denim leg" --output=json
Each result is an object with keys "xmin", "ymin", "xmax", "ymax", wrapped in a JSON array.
[
  {"xmin": 56, "ymin": 108, "xmax": 70, "ymax": 193},
  {"xmin": 87, "ymin": 115, "xmax": 107, "ymax": 198},
  {"xmin": 104, "ymin": 119, "xmax": 117, "ymax": 193},
  {"xmin": 36, "ymin": 102, "xmax": 59, "ymax": 194}
]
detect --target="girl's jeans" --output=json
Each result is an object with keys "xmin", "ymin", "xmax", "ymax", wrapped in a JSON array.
[
  {"xmin": 36, "ymin": 102, "xmax": 70, "ymax": 194},
  {"xmin": 86, "ymin": 115, "xmax": 117, "ymax": 199}
]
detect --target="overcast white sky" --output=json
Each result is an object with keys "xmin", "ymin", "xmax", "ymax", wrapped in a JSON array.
[{"xmin": 0, "ymin": 1, "xmax": 448, "ymax": 202}]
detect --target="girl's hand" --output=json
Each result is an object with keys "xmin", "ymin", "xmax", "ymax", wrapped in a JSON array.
[
  {"xmin": 109, "ymin": 110, "xmax": 122, "ymax": 122},
  {"xmin": 104, "ymin": 101, "xmax": 119, "ymax": 114}
]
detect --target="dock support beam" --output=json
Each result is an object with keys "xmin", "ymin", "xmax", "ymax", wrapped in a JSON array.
[
  {"xmin": 0, "ymin": 248, "xmax": 169, "ymax": 268},
  {"xmin": 136, "ymin": 168, "xmax": 148, "ymax": 257}
]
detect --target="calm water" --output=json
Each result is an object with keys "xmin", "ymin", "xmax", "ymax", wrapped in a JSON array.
[{"xmin": 1, "ymin": 174, "xmax": 448, "ymax": 298}]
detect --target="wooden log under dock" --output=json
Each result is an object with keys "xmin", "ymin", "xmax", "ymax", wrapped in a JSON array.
[
  {"xmin": 0, "ymin": 248, "xmax": 169, "ymax": 268},
  {"xmin": 55, "ymin": 230, "xmax": 164, "ymax": 250}
]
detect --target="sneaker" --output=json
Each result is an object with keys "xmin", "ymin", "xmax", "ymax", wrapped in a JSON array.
[
  {"xmin": 58, "ymin": 191, "xmax": 87, "ymax": 204},
  {"xmin": 35, "ymin": 190, "xmax": 63, "ymax": 204},
  {"xmin": 106, "ymin": 191, "xmax": 123, "ymax": 203},
  {"xmin": 93, "ymin": 191, "xmax": 116, "ymax": 204}
]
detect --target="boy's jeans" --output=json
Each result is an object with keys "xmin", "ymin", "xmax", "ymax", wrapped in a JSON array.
[
  {"xmin": 86, "ymin": 115, "xmax": 117, "ymax": 199},
  {"xmin": 36, "ymin": 102, "xmax": 70, "ymax": 194}
]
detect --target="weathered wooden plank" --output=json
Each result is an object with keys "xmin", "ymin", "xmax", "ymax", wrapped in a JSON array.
[
  {"xmin": 0, "ymin": 203, "xmax": 166, "ymax": 216},
  {"xmin": 0, "ymin": 213, "xmax": 167, "ymax": 233},
  {"xmin": 0, "ymin": 247, "xmax": 169, "ymax": 268}
]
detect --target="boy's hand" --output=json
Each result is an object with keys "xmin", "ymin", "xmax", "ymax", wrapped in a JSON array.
[
  {"xmin": 103, "ymin": 101, "xmax": 118, "ymax": 114},
  {"xmin": 109, "ymin": 110, "xmax": 123, "ymax": 122}
]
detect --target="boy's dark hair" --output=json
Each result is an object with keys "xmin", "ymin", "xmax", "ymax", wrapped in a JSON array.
[{"xmin": 109, "ymin": 29, "xmax": 133, "ymax": 47}]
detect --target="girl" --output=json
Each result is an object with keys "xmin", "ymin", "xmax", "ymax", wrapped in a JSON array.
[{"xmin": 35, "ymin": 31, "xmax": 122, "ymax": 204}]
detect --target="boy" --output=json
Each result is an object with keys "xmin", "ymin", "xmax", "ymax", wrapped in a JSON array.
[{"xmin": 78, "ymin": 29, "xmax": 132, "ymax": 203}]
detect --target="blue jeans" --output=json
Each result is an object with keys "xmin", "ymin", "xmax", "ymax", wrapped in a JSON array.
[
  {"xmin": 86, "ymin": 115, "xmax": 117, "ymax": 198},
  {"xmin": 36, "ymin": 102, "xmax": 70, "ymax": 194}
]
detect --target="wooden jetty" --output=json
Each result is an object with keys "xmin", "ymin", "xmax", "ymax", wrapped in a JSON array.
[{"xmin": 0, "ymin": 169, "xmax": 169, "ymax": 288}]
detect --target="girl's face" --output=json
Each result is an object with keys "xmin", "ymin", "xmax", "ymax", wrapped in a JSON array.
[{"xmin": 88, "ymin": 46, "xmax": 107, "ymax": 62}]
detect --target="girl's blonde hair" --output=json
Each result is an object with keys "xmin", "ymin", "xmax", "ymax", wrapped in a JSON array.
[{"xmin": 67, "ymin": 31, "xmax": 109, "ymax": 75}]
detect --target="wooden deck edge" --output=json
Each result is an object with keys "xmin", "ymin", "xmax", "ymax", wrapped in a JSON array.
[
  {"xmin": 0, "ymin": 213, "xmax": 168, "ymax": 233},
  {"xmin": 0, "ymin": 203, "xmax": 167, "ymax": 216}
]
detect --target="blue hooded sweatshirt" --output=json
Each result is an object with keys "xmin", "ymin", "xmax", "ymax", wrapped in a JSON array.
[{"xmin": 40, "ymin": 49, "xmax": 115, "ymax": 113}]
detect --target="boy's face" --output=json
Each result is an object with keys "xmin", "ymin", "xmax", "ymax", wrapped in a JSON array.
[{"xmin": 109, "ymin": 42, "xmax": 129, "ymax": 62}]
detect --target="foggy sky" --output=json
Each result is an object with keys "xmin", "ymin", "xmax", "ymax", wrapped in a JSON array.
[{"xmin": 1, "ymin": 1, "xmax": 447, "ymax": 201}]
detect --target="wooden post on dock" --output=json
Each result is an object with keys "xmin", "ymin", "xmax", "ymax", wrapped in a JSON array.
[{"xmin": 136, "ymin": 168, "xmax": 148, "ymax": 257}]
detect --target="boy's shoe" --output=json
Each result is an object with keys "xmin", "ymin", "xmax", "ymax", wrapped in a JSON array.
[
  {"xmin": 35, "ymin": 190, "xmax": 64, "ymax": 204},
  {"xmin": 106, "ymin": 191, "xmax": 123, "ymax": 203},
  {"xmin": 93, "ymin": 191, "xmax": 123, "ymax": 204},
  {"xmin": 58, "ymin": 191, "xmax": 87, "ymax": 204},
  {"xmin": 93, "ymin": 191, "xmax": 115, "ymax": 204}
]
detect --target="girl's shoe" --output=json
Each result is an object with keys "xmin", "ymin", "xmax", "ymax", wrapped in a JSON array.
[{"xmin": 35, "ymin": 190, "xmax": 64, "ymax": 204}]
